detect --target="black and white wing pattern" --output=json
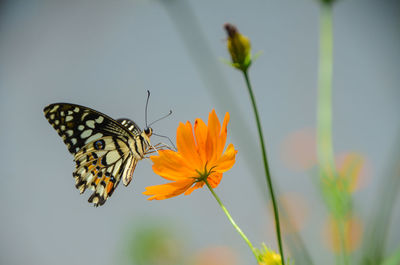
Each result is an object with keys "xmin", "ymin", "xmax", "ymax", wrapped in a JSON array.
[{"xmin": 43, "ymin": 103, "xmax": 153, "ymax": 207}]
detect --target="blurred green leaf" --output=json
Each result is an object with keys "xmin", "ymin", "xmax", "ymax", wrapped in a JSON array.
[
  {"xmin": 125, "ymin": 220, "xmax": 184, "ymax": 265},
  {"xmin": 359, "ymin": 129, "xmax": 400, "ymax": 265},
  {"xmin": 381, "ymin": 245, "xmax": 400, "ymax": 265}
]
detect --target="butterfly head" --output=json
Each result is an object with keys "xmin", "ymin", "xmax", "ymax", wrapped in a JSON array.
[
  {"xmin": 144, "ymin": 127, "xmax": 153, "ymax": 137},
  {"xmin": 141, "ymin": 127, "xmax": 153, "ymax": 147}
]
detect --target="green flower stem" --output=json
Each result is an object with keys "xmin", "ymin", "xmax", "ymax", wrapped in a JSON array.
[
  {"xmin": 338, "ymin": 219, "xmax": 350, "ymax": 265},
  {"xmin": 204, "ymin": 179, "xmax": 259, "ymax": 262},
  {"xmin": 317, "ymin": 2, "xmax": 335, "ymax": 179},
  {"xmin": 317, "ymin": 3, "xmax": 349, "ymax": 265},
  {"xmin": 243, "ymin": 70, "xmax": 285, "ymax": 265}
]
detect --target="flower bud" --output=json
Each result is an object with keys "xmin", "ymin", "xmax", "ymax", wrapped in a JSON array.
[{"xmin": 224, "ymin": 23, "xmax": 251, "ymax": 71}]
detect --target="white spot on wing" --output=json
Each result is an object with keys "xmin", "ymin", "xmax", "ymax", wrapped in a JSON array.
[
  {"xmin": 113, "ymin": 160, "xmax": 122, "ymax": 176},
  {"xmin": 95, "ymin": 116, "xmax": 104, "ymax": 123},
  {"xmin": 77, "ymin": 167, "xmax": 85, "ymax": 175},
  {"xmin": 50, "ymin": 105, "xmax": 59, "ymax": 112},
  {"xmin": 60, "ymin": 125, "xmax": 66, "ymax": 131},
  {"xmin": 65, "ymin": 116, "xmax": 73, "ymax": 122},
  {"xmin": 85, "ymin": 133, "xmax": 103, "ymax": 144},
  {"xmin": 55, "ymin": 120, "xmax": 59, "ymax": 125},
  {"xmin": 86, "ymin": 120, "xmax": 95, "ymax": 129},
  {"xmin": 50, "ymin": 114, "xmax": 55, "ymax": 120},
  {"xmin": 74, "ymin": 107, "xmax": 80, "ymax": 112},
  {"xmin": 95, "ymin": 150, "xmax": 107, "ymax": 157},
  {"xmin": 86, "ymin": 174, "xmax": 95, "ymax": 185},
  {"xmin": 80, "ymin": 129, "xmax": 93, "ymax": 139},
  {"xmin": 78, "ymin": 125, "xmax": 84, "ymax": 131},
  {"xmin": 81, "ymin": 112, "xmax": 89, "ymax": 121},
  {"xmin": 106, "ymin": 150, "xmax": 120, "ymax": 165},
  {"xmin": 66, "ymin": 130, "xmax": 73, "ymax": 136},
  {"xmin": 96, "ymin": 185, "xmax": 104, "ymax": 195},
  {"xmin": 71, "ymin": 138, "xmax": 77, "ymax": 145}
]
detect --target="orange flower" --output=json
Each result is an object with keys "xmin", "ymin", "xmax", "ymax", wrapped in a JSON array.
[{"xmin": 143, "ymin": 110, "xmax": 237, "ymax": 200}]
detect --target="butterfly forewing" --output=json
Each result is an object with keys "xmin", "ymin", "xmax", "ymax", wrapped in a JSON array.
[
  {"xmin": 43, "ymin": 103, "xmax": 151, "ymax": 207},
  {"xmin": 44, "ymin": 103, "xmax": 133, "ymax": 153}
]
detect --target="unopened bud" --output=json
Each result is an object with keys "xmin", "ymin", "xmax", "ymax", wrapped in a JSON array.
[{"xmin": 224, "ymin": 23, "xmax": 251, "ymax": 71}]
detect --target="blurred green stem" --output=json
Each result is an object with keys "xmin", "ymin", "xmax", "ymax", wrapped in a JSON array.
[
  {"xmin": 243, "ymin": 70, "xmax": 285, "ymax": 265},
  {"xmin": 204, "ymin": 179, "xmax": 259, "ymax": 262},
  {"xmin": 359, "ymin": 128, "xmax": 400, "ymax": 265},
  {"xmin": 317, "ymin": 3, "xmax": 349, "ymax": 265},
  {"xmin": 317, "ymin": 3, "xmax": 335, "ymax": 178},
  {"xmin": 338, "ymin": 219, "xmax": 350, "ymax": 265}
]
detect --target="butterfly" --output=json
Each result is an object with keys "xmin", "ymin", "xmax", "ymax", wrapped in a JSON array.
[{"xmin": 43, "ymin": 102, "xmax": 160, "ymax": 207}]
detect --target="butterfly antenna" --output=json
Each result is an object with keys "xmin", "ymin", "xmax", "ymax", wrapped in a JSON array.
[
  {"xmin": 152, "ymin": 132, "xmax": 177, "ymax": 151},
  {"xmin": 145, "ymin": 90, "xmax": 151, "ymax": 128},
  {"xmin": 148, "ymin": 110, "xmax": 173, "ymax": 127}
]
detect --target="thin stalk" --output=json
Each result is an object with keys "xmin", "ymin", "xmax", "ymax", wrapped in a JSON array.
[
  {"xmin": 204, "ymin": 179, "xmax": 259, "ymax": 261},
  {"xmin": 317, "ymin": 3, "xmax": 350, "ymax": 265},
  {"xmin": 317, "ymin": 3, "xmax": 335, "ymax": 178},
  {"xmin": 338, "ymin": 219, "xmax": 350, "ymax": 265},
  {"xmin": 243, "ymin": 70, "xmax": 285, "ymax": 265}
]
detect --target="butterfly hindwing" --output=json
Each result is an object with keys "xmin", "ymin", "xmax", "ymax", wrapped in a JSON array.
[
  {"xmin": 73, "ymin": 136, "xmax": 137, "ymax": 206},
  {"xmin": 44, "ymin": 103, "xmax": 151, "ymax": 207}
]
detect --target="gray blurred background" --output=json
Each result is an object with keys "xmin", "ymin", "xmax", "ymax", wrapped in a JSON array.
[{"xmin": 0, "ymin": 0, "xmax": 399, "ymax": 264}]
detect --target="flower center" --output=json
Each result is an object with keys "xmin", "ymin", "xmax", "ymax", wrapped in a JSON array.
[{"xmin": 195, "ymin": 162, "xmax": 216, "ymax": 182}]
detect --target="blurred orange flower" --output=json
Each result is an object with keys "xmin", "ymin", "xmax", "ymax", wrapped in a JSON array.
[
  {"xmin": 143, "ymin": 110, "xmax": 237, "ymax": 200},
  {"xmin": 323, "ymin": 215, "xmax": 363, "ymax": 253}
]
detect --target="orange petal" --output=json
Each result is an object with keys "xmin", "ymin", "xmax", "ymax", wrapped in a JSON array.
[
  {"xmin": 214, "ymin": 143, "xmax": 237, "ymax": 173},
  {"xmin": 150, "ymin": 150, "xmax": 195, "ymax": 181},
  {"xmin": 216, "ymin": 112, "xmax": 230, "ymax": 158},
  {"xmin": 184, "ymin": 182, "xmax": 204, "ymax": 195},
  {"xmin": 143, "ymin": 179, "xmax": 195, "ymax": 200},
  {"xmin": 206, "ymin": 109, "xmax": 221, "ymax": 162},
  {"xmin": 194, "ymin": 118, "xmax": 207, "ymax": 164},
  {"xmin": 176, "ymin": 121, "xmax": 202, "ymax": 169},
  {"xmin": 207, "ymin": 172, "xmax": 223, "ymax": 188}
]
